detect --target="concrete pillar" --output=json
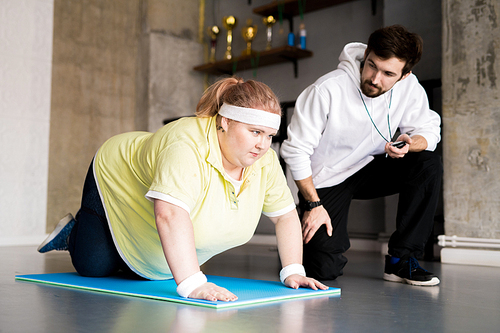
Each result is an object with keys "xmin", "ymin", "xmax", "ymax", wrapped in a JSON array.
[
  {"xmin": 46, "ymin": 0, "xmax": 203, "ymax": 230},
  {"xmin": 441, "ymin": 0, "xmax": 500, "ymax": 264},
  {"xmin": 46, "ymin": 0, "xmax": 142, "ymax": 228},
  {"xmin": 141, "ymin": 0, "xmax": 204, "ymax": 133}
]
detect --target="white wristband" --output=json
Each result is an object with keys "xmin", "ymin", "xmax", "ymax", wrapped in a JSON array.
[
  {"xmin": 280, "ymin": 264, "xmax": 306, "ymax": 284},
  {"xmin": 176, "ymin": 271, "xmax": 208, "ymax": 298}
]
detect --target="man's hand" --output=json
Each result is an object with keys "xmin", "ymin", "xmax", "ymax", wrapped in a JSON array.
[
  {"xmin": 301, "ymin": 205, "xmax": 332, "ymax": 244},
  {"xmin": 294, "ymin": 177, "xmax": 332, "ymax": 243},
  {"xmin": 386, "ymin": 134, "xmax": 411, "ymax": 158}
]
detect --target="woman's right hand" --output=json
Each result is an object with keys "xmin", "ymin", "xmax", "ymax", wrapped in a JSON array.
[{"xmin": 188, "ymin": 282, "xmax": 238, "ymax": 302}]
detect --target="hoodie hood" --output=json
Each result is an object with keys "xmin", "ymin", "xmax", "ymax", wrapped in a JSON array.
[{"xmin": 337, "ymin": 42, "xmax": 367, "ymax": 85}]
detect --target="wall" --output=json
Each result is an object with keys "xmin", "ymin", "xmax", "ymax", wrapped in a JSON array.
[
  {"xmin": 204, "ymin": 0, "xmax": 383, "ymax": 101},
  {"xmin": 145, "ymin": 0, "xmax": 204, "ymax": 133},
  {"xmin": 2, "ymin": 0, "xmax": 455, "ymax": 253},
  {"xmin": 0, "ymin": 0, "xmax": 54, "ymax": 245},
  {"xmin": 442, "ymin": 0, "xmax": 500, "ymax": 239},
  {"xmin": 383, "ymin": 0, "xmax": 443, "ymax": 250},
  {"xmin": 384, "ymin": 0, "xmax": 442, "ymax": 81},
  {"xmin": 46, "ymin": 0, "xmax": 142, "ymax": 230},
  {"xmin": 46, "ymin": 0, "xmax": 203, "ymax": 231},
  {"xmin": 204, "ymin": 0, "xmax": 385, "ymax": 236},
  {"xmin": 203, "ymin": 0, "xmax": 443, "ymax": 243}
]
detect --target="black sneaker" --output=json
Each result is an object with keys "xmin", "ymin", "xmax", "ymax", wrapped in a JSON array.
[{"xmin": 384, "ymin": 255, "xmax": 440, "ymax": 286}]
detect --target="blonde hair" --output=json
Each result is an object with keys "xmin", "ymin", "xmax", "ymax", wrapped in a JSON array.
[{"xmin": 195, "ymin": 76, "xmax": 281, "ymax": 117}]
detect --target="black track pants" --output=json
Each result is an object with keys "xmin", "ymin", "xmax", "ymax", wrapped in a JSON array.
[{"xmin": 300, "ymin": 151, "xmax": 443, "ymax": 280}]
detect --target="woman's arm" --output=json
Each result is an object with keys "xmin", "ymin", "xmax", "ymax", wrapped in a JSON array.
[
  {"xmin": 269, "ymin": 209, "xmax": 328, "ymax": 290},
  {"xmin": 154, "ymin": 199, "xmax": 237, "ymax": 301}
]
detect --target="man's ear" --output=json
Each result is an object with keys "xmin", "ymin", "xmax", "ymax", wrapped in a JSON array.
[{"xmin": 400, "ymin": 71, "xmax": 412, "ymax": 81}]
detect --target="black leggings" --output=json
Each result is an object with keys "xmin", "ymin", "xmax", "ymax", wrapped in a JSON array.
[
  {"xmin": 300, "ymin": 151, "xmax": 443, "ymax": 280},
  {"xmin": 68, "ymin": 160, "xmax": 133, "ymax": 277}
]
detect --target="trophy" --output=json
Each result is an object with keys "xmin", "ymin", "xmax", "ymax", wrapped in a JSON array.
[
  {"xmin": 222, "ymin": 16, "xmax": 237, "ymax": 60},
  {"xmin": 241, "ymin": 19, "xmax": 257, "ymax": 56},
  {"xmin": 207, "ymin": 25, "xmax": 220, "ymax": 63},
  {"xmin": 262, "ymin": 16, "xmax": 276, "ymax": 50}
]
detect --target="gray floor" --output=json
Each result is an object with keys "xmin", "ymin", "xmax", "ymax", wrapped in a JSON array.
[{"xmin": 2, "ymin": 244, "xmax": 500, "ymax": 333}]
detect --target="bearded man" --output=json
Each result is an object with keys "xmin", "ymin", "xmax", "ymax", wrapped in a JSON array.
[{"xmin": 281, "ymin": 25, "xmax": 442, "ymax": 286}]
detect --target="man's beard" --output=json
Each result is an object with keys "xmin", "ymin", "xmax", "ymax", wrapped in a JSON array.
[{"xmin": 360, "ymin": 79, "xmax": 386, "ymax": 98}]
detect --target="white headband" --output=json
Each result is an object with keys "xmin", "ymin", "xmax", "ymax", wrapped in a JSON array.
[{"xmin": 218, "ymin": 103, "xmax": 281, "ymax": 130}]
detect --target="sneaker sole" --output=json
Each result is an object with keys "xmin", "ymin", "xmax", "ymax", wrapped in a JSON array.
[
  {"xmin": 37, "ymin": 213, "xmax": 74, "ymax": 252},
  {"xmin": 384, "ymin": 273, "xmax": 440, "ymax": 286}
]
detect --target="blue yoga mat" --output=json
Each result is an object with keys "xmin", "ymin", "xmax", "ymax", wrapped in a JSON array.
[{"xmin": 15, "ymin": 273, "xmax": 340, "ymax": 309}]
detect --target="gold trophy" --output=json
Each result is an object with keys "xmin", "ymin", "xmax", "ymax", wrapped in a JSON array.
[
  {"xmin": 241, "ymin": 19, "xmax": 257, "ymax": 56},
  {"xmin": 222, "ymin": 16, "xmax": 237, "ymax": 60},
  {"xmin": 262, "ymin": 16, "xmax": 276, "ymax": 50},
  {"xmin": 207, "ymin": 25, "xmax": 220, "ymax": 63}
]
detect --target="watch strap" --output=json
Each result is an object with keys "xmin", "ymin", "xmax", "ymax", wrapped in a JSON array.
[{"xmin": 305, "ymin": 200, "xmax": 322, "ymax": 211}]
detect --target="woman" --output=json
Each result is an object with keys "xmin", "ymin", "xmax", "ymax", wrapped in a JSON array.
[{"xmin": 38, "ymin": 77, "xmax": 327, "ymax": 302}]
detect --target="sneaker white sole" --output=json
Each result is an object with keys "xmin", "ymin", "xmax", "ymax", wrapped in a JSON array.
[
  {"xmin": 384, "ymin": 273, "xmax": 440, "ymax": 286},
  {"xmin": 37, "ymin": 213, "xmax": 74, "ymax": 252}
]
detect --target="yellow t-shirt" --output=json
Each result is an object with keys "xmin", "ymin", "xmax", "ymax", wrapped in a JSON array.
[{"xmin": 94, "ymin": 115, "xmax": 295, "ymax": 280}]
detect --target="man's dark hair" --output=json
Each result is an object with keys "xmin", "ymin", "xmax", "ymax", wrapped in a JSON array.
[{"xmin": 366, "ymin": 25, "xmax": 423, "ymax": 77}]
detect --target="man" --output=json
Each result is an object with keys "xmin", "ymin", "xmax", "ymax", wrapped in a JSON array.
[{"xmin": 280, "ymin": 25, "xmax": 442, "ymax": 286}]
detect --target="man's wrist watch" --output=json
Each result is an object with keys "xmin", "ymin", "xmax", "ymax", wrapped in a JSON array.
[{"xmin": 305, "ymin": 200, "xmax": 322, "ymax": 211}]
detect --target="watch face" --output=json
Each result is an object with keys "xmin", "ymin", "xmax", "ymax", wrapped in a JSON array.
[{"xmin": 306, "ymin": 201, "xmax": 321, "ymax": 210}]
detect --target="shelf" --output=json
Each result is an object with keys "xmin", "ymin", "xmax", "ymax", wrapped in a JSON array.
[
  {"xmin": 253, "ymin": 0, "xmax": 356, "ymax": 17},
  {"xmin": 193, "ymin": 45, "xmax": 313, "ymax": 77}
]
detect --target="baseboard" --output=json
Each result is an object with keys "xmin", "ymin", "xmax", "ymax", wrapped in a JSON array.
[
  {"xmin": 350, "ymin": 238, "xmax": 386, "ymax": 253},
  {"xmin": 248, "ymin": 234, "xmax": 277, "ymax": 246},
  {"xmin": 0, "ymin": 234, "xmax": 47, "ymax": 247},
  {"xmin": 440, "ymin": 248, "xmax": 500, "ymax": 267},
  {"xmin": 248, "ymin": 234, "xmax": 386, "ymax": 253},
  {"xmin": 4, "ymin": 233, "xmax": 389, "ymax": 255}
]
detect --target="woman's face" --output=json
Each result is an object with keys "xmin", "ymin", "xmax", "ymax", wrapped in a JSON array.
[{"xmin": 218, "ymin": 117, "xmax": 277, "ymax": 175}]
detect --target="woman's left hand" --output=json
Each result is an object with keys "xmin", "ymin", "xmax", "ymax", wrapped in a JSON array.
[{"xmin": 284, "ymin": 274, "xmax": 329, "ymax": 290}]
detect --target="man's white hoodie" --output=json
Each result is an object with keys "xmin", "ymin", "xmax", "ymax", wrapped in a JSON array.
[{"xmin": 280, "ymin": 42, "xmax": 441, "ymax": 189}]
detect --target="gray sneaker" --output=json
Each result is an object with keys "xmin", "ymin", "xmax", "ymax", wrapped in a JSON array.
[{"xmin": 37, "ymin": 214, "xmax": 76, "ymax": 253}]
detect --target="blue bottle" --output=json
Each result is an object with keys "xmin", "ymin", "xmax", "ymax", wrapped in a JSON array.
[{"xmin": 288, "ymin": 32, "xmax": 295, "ymax": 46}]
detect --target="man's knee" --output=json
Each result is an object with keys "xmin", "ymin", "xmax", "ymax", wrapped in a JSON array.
[
  {"xmin": 413, "ymin": 151, "xmax": 443, "ymax": 174},
  {"xmin": 303, "ymin": 247, "xmax": 348, "ymax": 280},
  {"xmin": 302, "ymin": 225, "xmax": 350, "ymax": 280},
  {"xmin": 405, "ymin": 151, "xmax": 443, "ymax": 188}
]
